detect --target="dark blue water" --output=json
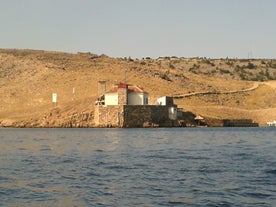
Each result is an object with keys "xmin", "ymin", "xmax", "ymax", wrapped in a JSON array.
[{"xmin": 0, "ymin": 128, "xmax": 275, "ymax": 207}]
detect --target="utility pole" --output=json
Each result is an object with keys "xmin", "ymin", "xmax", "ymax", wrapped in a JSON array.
[{"xmin": 124, "ymin": 64, "xmax": 127, "ymax": 84}]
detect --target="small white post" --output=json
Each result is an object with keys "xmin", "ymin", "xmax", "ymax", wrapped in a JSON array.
[
  {"xmin": 72, "ymin": 87, "xmax": 76, "ymax": 100},
  {"xmin": 52, "ymin": 93, "xmax": 57, "ymax": 106}
]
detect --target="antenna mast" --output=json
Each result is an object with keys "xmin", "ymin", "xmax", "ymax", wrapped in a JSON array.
[{"xmin": 124, "ymin": 64, "xmax": 126, "ymax": 84}]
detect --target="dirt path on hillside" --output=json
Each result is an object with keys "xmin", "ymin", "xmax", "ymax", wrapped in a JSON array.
[
  {"xmin": 263, "ymin": 80, "xmax": 276, "ymax": 89},
  {"xmin": 179, "ymin": 81, "xmax": 276, "ymax": 126},
  {"xmin": 173, "ymin": 82, "xmax": 260, "ymax": 98},
  {"xmin": 183, "ymin": 105, "xmax": 276, "ymax": 126}
]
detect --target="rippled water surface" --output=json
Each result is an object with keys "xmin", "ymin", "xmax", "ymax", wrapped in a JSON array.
[{"xmin": 0, "ymin": 128, "xmax": 275, "ymax": 206}]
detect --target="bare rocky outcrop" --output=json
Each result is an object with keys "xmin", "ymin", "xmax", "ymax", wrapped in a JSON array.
[{"xmin": 0, "ymin": 110, "xmax": 95, "ymax": 128}]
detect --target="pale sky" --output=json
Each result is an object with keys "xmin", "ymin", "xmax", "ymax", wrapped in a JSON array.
[{"xmin": 0, "ymin": 0, "xmax": 275, "ymax": 59}]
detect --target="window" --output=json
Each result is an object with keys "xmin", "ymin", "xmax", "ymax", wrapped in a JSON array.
[{"xmin": 144, "ymin": 97, "xmax": 148, "ymax": 105}]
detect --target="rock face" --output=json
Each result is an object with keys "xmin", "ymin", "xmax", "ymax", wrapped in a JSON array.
[
  {"xmin": 0, "ymin": 110, "xmax": 95, "ymax": 128},
  {"xmin": 41, "ymin": 112, "xmax": 94, "ymax": 128}
]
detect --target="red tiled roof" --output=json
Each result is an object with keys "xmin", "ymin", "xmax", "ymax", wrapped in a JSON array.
[
  {"xmin": 128, "ymin": 85, "xmax": 146, "ymax": 93},
  {"xmin": 105, "ymin": 84, "xmax": 147, "ymax": 94},
  {"xmin": 106, "ymin": 85, "xmax": 119, "ymax": 93}
]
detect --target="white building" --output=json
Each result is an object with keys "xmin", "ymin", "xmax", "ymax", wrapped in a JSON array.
[
  {"xmin": 104, "ymin": 83, "xmax": 148, "ymax": 106},
  {"xmin": 267, "ymin": 120, "xmax": 276, "ymax": 126},
  {"xmin": 157, "ymin": 96, "xmax": 177, "ymax": 120},
  {"xmin": 157, "ymin": 96, "xmax": 174, "ymax": 106}
]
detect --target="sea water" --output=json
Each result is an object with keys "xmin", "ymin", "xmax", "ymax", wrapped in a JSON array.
[{"xmin": 0, "ymin": 128, "xmax": 275, "ymax": 207}]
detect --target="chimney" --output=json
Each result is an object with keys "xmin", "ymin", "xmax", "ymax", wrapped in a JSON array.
[{"xmin": 117, "ymin": 83, "xmax": 128, "ymax": 105}]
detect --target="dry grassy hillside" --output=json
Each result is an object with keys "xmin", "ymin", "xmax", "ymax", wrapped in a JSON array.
[{"xmin": 0, "ymin": 49, "xmax": 275, "ymax": 127}]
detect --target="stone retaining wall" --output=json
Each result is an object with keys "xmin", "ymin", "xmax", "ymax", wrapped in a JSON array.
[
  {"xmin": 124, "ymin": 105, "xmax": 174, "ymax": 127},
  {"xmin": 94, "ymin": 105, "xmax": 124, "ymax": 127},
  {"xmin": 95, "ymin": 105, "xmax": 176, "ymax": 128}
]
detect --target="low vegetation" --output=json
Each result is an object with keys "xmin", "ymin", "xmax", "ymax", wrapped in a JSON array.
[{"xmin": 0, "ymin": 49, "xmax": 275, "ymax": 126}]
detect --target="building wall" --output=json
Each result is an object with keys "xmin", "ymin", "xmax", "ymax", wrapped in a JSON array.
[
  {"xmin": 157, "ymin": 96, "xmax": 166, "ymax": 105},
  {"xmin": 128, "ymin": 92, "xmax": 148, "ymax": 105},
  {"xmin": 105, "ymin": 91, "xmax": 148, "ymax": 106},
  {"xmin": 157, "ymin": 96, "xmax": 174, "ymax": 106},
  {"xmin": 118, "ymin": 88, "xmax": 127, "ymax": 105},
  {"xmin": 168, "ymin": 106, "xmax": 178, "ymax": 120},
  {"xmin": 98, "ymin": 81, "xmax": 107, "ymax": 96},
  {"xmin": 105, "ymin": 93, "xmax": 118, "ymax": 105}
]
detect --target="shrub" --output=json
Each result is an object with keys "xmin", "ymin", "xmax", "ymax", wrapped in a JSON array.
[
  {"xmin": 160, "ymin": 73, "xmax": 172, "ymax": 81},
  {"xmin": 265, "ymin": 69, "xmax": 274, "ymax": 80},
  {"xmin": 225, "ymin": 60, "xmax": 234, "ymax": 67},
  {"xmin": 189, "ymin": 64, "xmax": 200, "ymax": 71},
  {"xmin": 235, "ymin": 65, "xmax": 241, "ymax": 71},
  {"xmin": 128, "ymin": 57, "xmax": 134, "ymax": 62},
  {"xmin": 240, "ymin": 72, "xmax": 247, "ymax": 80},
  {"xmin": 169, "ymin": 63, "xmax": 175, "ymax": 69},
  {"xmin": 200, "ymin": 58, "xmax": 215, "ymax": 66},
  {"xmin": 220, "ymin": 69, "xmax": 231, "ymax": 74},
  {"xmin": 246, "ymin": 62, "xmax": 255, "ymax": 69},
  {"xmin": 268, "ymin": 60, "xmax": 276, "ymax": 69},
  {"xmin": 239, "ymin": 68, "xmax": 248, "ymax": 80}
]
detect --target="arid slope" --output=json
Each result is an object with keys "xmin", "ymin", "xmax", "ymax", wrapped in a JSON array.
[{"xmin": 0, "ymin": 49, "xmax": 275, "ymax": 126}]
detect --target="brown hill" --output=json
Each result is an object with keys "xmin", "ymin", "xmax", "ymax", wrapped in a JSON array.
[{"xmin": 0, "ymin": 49, "xmax": 275, "ymax": 127}]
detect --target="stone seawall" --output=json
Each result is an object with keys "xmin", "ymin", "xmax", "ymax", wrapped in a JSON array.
[
  {"xmin": 95, "ymin": 105, "xmax": 176, "ymax": 128},
  {"xmin": 94, "ymin": 105, "xmax": 123, "ymax": 127},
  {"xmin": 124, "ymin": 105, "xmax": 174, "ymax": 127}
]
